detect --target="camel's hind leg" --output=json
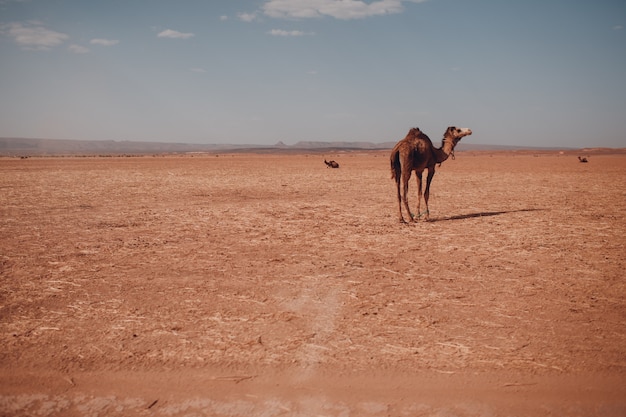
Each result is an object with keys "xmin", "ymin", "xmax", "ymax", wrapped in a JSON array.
[
  {"xmin": 391, "ymin": 149, "xmax": 406, "ymax": 223},
  {"xmin": 416, "ymin": 172, "xmax": 423, "ymax": 221},
  {"xmin": 423, "ymin": 168, "xmax": 435, "ymax": 221},
  {"xmin": 395, "ymin": 175, "xmax": 404, "ymax": 223},
  {"xmin": 401, "ymin": 170, "xmax": 414, "ymax": 222}
]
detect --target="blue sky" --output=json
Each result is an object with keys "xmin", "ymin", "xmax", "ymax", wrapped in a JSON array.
[{"xmin": 0, "ymin": 0, "xmax": 624, "ymax": 148}]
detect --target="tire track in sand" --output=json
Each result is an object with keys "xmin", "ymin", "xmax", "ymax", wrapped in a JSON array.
[{"xmin": 280, "ymin": 273, "xmax": 343, "ymax": 382}]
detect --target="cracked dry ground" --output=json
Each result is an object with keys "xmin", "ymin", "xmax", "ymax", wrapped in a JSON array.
[{"xmin": 1, "ymin": 151, "xmax": 625, "ymax": 416}]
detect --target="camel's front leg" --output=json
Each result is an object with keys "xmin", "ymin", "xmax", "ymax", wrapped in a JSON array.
[{"xmin": 423, "ymin": 169, "xmax": 435, "ymax": 221}]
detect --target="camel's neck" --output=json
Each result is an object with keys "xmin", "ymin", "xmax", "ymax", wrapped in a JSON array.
[{"xmin": 434, "ymin": 138, "xmax": 455, "ymax": 163}]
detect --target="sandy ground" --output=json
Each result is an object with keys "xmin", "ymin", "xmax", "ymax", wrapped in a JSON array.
[{"xmin": 1, "ymin": 151, "xmax": 625, "ymax": 416}]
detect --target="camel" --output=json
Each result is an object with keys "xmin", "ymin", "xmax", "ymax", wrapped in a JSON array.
[
  {"xmin": 324, "ymin": 159, "xmax": 339, "ymax": 168},
  {"xmin": 578, "ymin": 156, "xmax": 588, "ymax": 163},
  {"xmin": 390, "ymin": 126, "xmax": 472, "ymax": 223}
]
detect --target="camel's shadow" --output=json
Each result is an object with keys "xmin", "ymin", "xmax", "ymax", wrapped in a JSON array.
[{"xmin": 429, "ymin": 208, "xmax": 543, "ymax": 222}]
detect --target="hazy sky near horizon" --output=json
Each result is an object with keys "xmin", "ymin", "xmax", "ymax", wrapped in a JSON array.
[{"xmin": 1, "ymin": 0, "xmax": 625, "ymax": 148}]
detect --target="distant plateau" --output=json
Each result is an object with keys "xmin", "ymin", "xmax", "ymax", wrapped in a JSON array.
[{"xmin": 0, "ymin": 137, "xmax": 622, "ymax": 157}]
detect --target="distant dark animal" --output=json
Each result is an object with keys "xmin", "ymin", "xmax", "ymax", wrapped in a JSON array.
[
  {"xmin": 324, "ymin": 159, "xmax": 339, "ymax": 168},
  {"xmin": 390, "ymin": 126, "xmax": 472, "ymax": 223},
  {"xmin": 578, "ymin": 156, "xmax": 588, "ymax": 163}
]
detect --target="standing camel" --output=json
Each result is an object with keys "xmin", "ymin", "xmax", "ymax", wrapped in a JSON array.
[{"xmin": 390, "ymin": 126, "xmax": 472, "ymax": 223}]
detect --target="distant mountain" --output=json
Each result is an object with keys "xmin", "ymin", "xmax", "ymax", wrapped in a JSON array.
[
  {"xmin": 0, "ymin": 137, "xmax": 240, "ymax": 156},
  {"xmin": 0, "ymin": 136, "xmax": 619, "ymax": 157},
  {"xmin": 291, "ymin": 140, "xmax": 393, "ymax": 150},
  {"xmin": 0, "ymin": 137, "xmax": 395, "ymax": 155}
]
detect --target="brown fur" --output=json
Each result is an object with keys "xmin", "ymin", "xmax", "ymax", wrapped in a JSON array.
[
  {"xmin": 390, "ymin": 126, "xmax": 472, "ymax": 222},
  {"xmin": 324, "ymin": 159, "xmax": 339, "ymax": 168}
]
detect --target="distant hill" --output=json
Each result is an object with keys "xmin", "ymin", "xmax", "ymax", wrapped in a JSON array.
[
  {"xmin": 0, "ymin": 137, "xmax": 622, "ymax": 156},
  {"xmin": 0, "ymin": 137, "xmax": 237, "ymax": 156},
  {"xmin": 291, "ymin": 140, "xmax": 392, "ymax": 150}
]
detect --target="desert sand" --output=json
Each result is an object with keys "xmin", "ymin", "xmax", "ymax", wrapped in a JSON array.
[{"xmin": 1, "ymin": 151, "xmax": 625, "ymax": 416}]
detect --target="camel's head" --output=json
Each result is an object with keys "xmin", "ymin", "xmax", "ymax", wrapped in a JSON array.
[{"xmin": 444, "ymin": 126, "xmax": 472, "ymax": 147}]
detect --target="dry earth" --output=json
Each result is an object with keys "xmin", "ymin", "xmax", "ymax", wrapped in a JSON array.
[{"xmin": 1, "ymin": 151, "xmax": 625, "ymax": 416}]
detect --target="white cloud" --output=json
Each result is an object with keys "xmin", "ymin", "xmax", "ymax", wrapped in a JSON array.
[
  {"xmin": 3, "ymin": 21, "xmax": 69, "ymax": 50},
  {"xmin": 220, "ymin": 15, "xmax": 228, "ymax": 21},
  {"xmin": 190, "ymin": 67, "xmax": 206, "ymax": 73},
  {"xmin": 237, "ymin": 12, "xmax": 258, "ymax": 22},
  {"xmin": 261, "ymin": 0, "xmax": 426, "ymax": 20},
  {"xmin": 613, "ymin": 25, "xmax": 623, "ymax": 30},
  {"xmin": 268, "ymin": 29, "xmax": 313, "ymax": 36},
  {"xmin": 157, "ymin": 29, "xmax": 194, "ymax": 39},
  {"xmin": 90, "ymin": 38, "xmax": 119, "ymax": 46},
  {"xmin": 68, "ymin": 44, "xmax": 89, "ymax": 54}
]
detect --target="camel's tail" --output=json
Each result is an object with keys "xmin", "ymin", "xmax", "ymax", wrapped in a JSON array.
[{"xmin": 390, "ymin": 146, "xmax": 401, "ymax": 181}]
